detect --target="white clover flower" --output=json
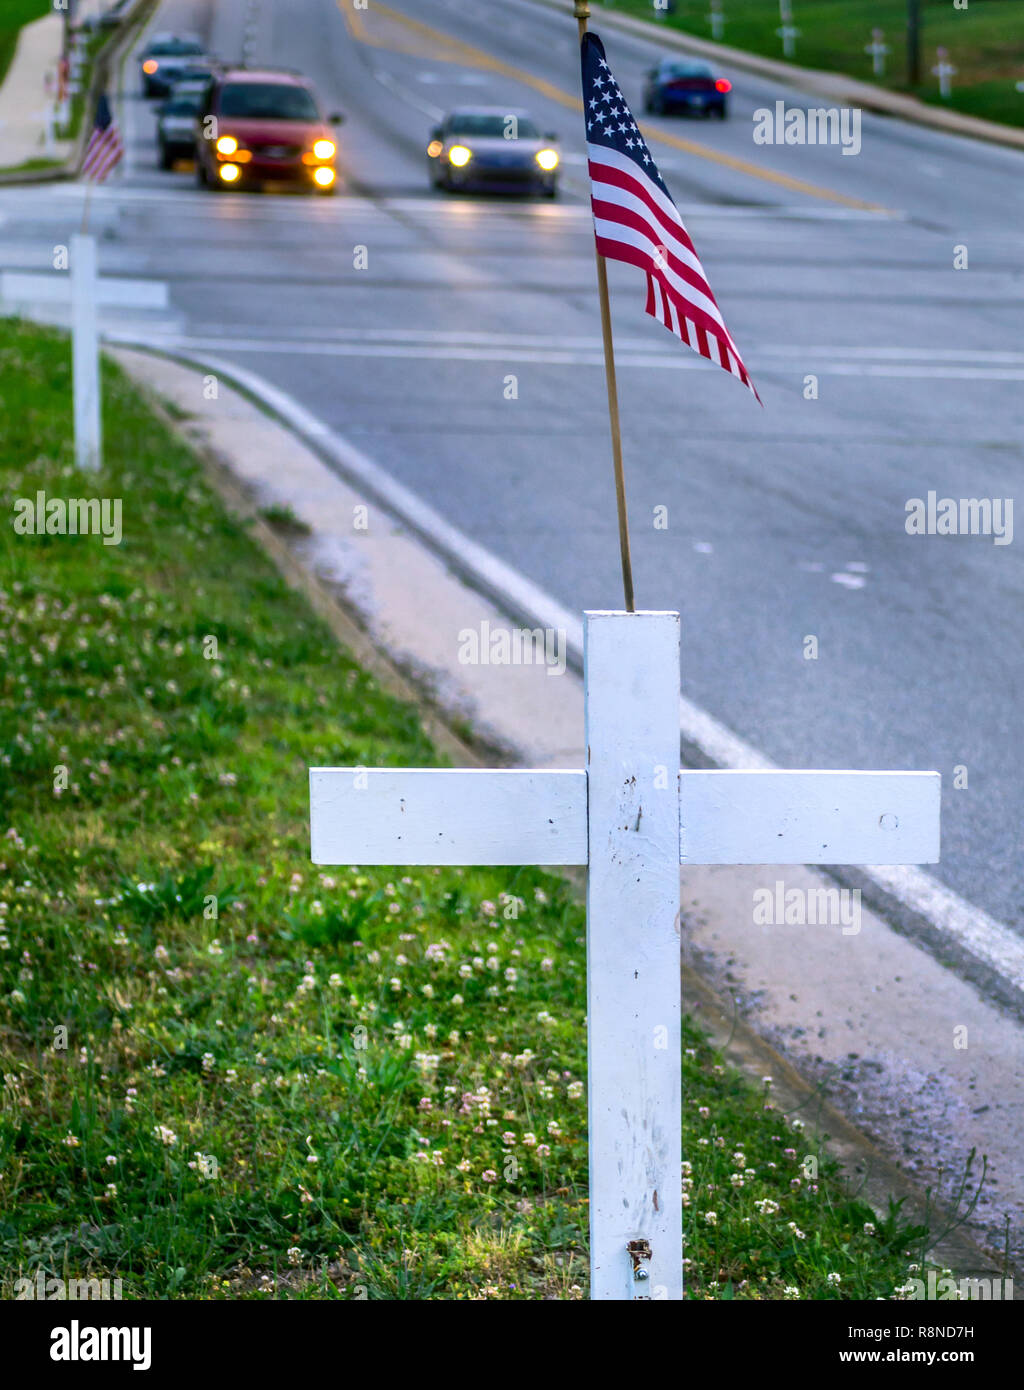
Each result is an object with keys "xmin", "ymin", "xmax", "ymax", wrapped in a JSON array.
[
  {"xmin": 703, "ymin": 1211, "xmax": 718, "ymax": 1227},
  {"xmin": 826, "ymin": 1272, "xmax": 841, "ymax": 1286}
]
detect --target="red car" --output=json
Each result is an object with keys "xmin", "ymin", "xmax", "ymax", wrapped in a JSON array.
[{"xmin": 195, "ymin": 68, "xmax": 343, "ymax": 194}]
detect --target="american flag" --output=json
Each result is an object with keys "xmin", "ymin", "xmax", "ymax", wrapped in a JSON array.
[
  {"xmin": 582, "ymin": 32, "xmax": 759, "ymax": 402},
  {"xmin": 82, "ymin": 92, "xmax": 124, "ymax": 182}
]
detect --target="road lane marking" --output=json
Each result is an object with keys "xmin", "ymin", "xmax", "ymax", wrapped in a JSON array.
[
  {"xmin": 115, "ymin": 331, "xmax": 1024, "ymax": 380},
  {"xmin": 340, "ymin": 0, "xmax": 889, "ymax": 212}
]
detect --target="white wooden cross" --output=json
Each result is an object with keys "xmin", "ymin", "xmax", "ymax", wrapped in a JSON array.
[
  {"xmin": 309, "ymin": 611, "xmax": 940, "ymax": 1300},
  {"xmin": 865, "ymin": 28, "xmax": 890, "ymax": 79},
  {"xmin": 0, "ymin": 237, "xmax": 168, "ymax": 472},
  {"xmin": 707, "ymin": 0, "xmax": 725, "ymax": 42},
  {"xmin": 776, "ymin": 23, "xmax": 800, "ymax": 59},
  {"xmin": 933, "ymin": 47, "xmax": 957, "ymax": 99}
]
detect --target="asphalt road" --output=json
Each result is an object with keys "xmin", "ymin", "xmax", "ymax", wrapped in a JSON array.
[{"xmin": 2, "ymin": 0, "xmax": 1022, "ymax": 932}]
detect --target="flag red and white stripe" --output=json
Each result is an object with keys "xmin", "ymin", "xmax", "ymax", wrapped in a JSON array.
[
  {"xmin": 582, "ymin": 33, "xmax": 760, "ymax": 402},
  {"xmin": 82, "ymin": 92, "xmax": 124, "ymax": 182}
]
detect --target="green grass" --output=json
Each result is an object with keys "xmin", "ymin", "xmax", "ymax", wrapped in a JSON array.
[
  {"xmin": 0, "ymin": 317, "xmax": 954, "ymax": 1299},
  {"xmin": 604, "ymin": 0, "xmax": 1024, "ymax": 128},
  {"xmin": 0, "ymin": 0, "xmax": 51, "ymax": 92}
]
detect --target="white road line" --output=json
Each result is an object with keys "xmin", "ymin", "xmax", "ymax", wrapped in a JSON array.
[
  {"xmin": 99, "ymin": 341, "xmax": 1024, "ymax": 1003},
  {"xmin": 370, "ymin": 65, "xmax": 445, "ymax": 120},
  {"xmin": 122, "ymin": 332, "xmax": 1024, "ymax": 380},
  {"xmin": 28, "ymin": 183, "xmax": 898, "ymax": 220},
  {"xmin": 164, "ymin": 324, "xmax": 1024, "ymax": 364}
]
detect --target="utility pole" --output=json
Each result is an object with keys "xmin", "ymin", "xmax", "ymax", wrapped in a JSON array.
[{"xmin": 907, "ymin": 0, "xmax": 921, "ymax": 86}]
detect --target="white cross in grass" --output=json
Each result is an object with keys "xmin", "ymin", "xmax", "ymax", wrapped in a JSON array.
[
  {"xmin": 309, "ymin": 611, "xmax": 940, "ymax": 1299},
  {"xmin": 1, "ymin": 236, "xmax": 168, "ymax": 472},
  {"xmin": 865, "ymin": 28, "xmax": 890, "ymax": 78},
  {"xmin": 776, "ymin": 23, "xmax": 801, "ymax": 59},
  {"xmin": 933, "ymin": 47, "xmax": 957, "ymax": 99}
]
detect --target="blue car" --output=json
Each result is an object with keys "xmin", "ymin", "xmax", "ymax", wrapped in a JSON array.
[{"xmin": 642, "ymin": 59, "xmax": 731, "ymax": 118}]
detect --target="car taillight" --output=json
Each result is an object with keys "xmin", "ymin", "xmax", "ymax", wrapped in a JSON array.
[{"xmin": 715, "ymin": 79, "xmax": 731, "ymax": 93}]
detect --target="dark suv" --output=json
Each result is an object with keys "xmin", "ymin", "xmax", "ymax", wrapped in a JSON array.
[{"xmin": 195, "ymin": 68, "xmax": 343, "ymax": 194}]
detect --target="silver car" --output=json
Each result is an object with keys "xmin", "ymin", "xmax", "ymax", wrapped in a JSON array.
[{"xmin": 427, "ymin": 108, "xmax": 560, "ymax": 197}]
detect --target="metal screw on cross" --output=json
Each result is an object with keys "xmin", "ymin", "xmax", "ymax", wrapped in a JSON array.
[
  {"xmin": 865, "ymin": 28, "xmax": 890, "ymax": 79},
  {"xmin": 309, "ymin": 611, "xmax": 941, "ymax": 1300},
  {"xmin": 933, "ymin": 46, "xmax": 957, "ymax": 99}
]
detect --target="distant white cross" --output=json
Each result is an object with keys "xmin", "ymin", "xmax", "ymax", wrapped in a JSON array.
[
  {"xmin": 309, "ymin": 611, "xmax": 940, "ymax": 1300},
  {"xmin": 865, "ymin": 28, "xmax": 890, "ymax": 78},
  {"xmin": 776, "ymin": 23, "xmax": 800, "ymax": 59},
  {"xmin": 0, "ymin": 239, "xmax": 168, "ymax": 472},
  {"xmin": 707, "ymin": 0, "xmax": 725, "ymax": 42},
  {"xmin": 933, "ymin": 47, "xmax": 957, "ymax": 99}
]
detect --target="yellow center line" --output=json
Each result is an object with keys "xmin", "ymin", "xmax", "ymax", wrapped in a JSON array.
[{"xmin": 342, "ymin": 0, "xmax": 888, "ymax": 212}]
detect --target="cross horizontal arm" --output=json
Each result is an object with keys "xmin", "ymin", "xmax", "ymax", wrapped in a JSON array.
[
  {"xmin": 309, "ymin": 768, "xmax": 588, "ymax": 865},
  {"xmin": 680, "ymin": 770, "xmax": 940, "ymax": 865},
  {"xmin": 0, "ymin": 272, "xmax": 168, "ymax": 308}
]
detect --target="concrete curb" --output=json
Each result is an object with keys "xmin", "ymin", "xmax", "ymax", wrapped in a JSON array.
[
  {"xmin": 542, "ymin": 0, "xmax": 1024, "ymax": 153},
  {"xmin": 119, "ymin": 343, "xmax": 1016, "ymax": 1290}
]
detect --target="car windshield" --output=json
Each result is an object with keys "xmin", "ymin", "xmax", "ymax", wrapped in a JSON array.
[
  {"xmin": 219, "ymin": 82, "xmax": 319, "ymax": 120},
  {"xmin": 163, "ymin": 96, "xmax": 201, "ymax": 115},
  {"xmin": 151, "ymin": 40, "xmax": 204, "ymax": 56},
  {"xmin": 661, "ymin": 62, "xmax": 713, "ymax": 78},
  {"xmin": 448, "ymin": 114, "xmax": 540, "ymax": 139}
]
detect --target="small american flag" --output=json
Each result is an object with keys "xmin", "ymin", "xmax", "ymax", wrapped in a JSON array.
[
  {"xmin": 82, "ymin": 92, "xmax": 124, "ymax": 182},
  {"xmin": 582, "ymin": 32, "xmax": 759, "ymax": 402}
]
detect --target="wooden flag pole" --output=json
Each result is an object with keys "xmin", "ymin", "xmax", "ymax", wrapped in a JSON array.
[{"xmin": 574, "ymin": 0, "xmax": 635, "ymax": 613}]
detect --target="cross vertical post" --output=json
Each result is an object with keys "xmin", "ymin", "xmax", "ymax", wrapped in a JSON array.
[
  {"xmin": 70, "ymin": 233, "xmax": 101, "ymax": 472},
  {"xmin": 584, "ymin": 611, "xmax": 682, "ymax": 1300}
]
